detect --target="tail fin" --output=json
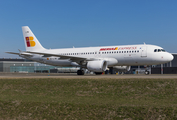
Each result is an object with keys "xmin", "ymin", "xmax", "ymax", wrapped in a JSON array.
[{"xmin": 22, "ymin": 26, "xmax": 46, "ymax": 52}]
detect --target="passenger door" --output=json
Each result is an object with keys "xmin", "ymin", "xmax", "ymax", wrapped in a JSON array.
[{"xmin": 141, "ymin": 46, "xmax": 147, "ymax": 57}]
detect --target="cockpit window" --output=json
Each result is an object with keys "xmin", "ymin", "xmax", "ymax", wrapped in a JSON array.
[
  {"xmin": 161, "ymin": 49, "xmax": 166, "ymax": 52},
  {"xmin": 154, "ymin": 49, "xmax": 166, "ymax": 52}
]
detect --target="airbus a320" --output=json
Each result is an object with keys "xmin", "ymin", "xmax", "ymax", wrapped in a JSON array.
[{"xmin": 6, "ymin": 26, "xmax": 174, "ymax": 75}]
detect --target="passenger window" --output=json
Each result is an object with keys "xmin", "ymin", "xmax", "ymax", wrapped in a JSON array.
[
  {"xmin": 122, "ymin": 51, "xmax": 123, "ymax": 53},
  {"xmin": 119, "ymin": 51, "xmax": 121, "ymax": 53},
  {"xmin": 135, "ymin": 51, "xmax": 136, "ymax": 53},
  {"xmin": 137, "ymin": 50, "xmax": 139, "ymax": 52},
  {"xmin": 124, "ymin": 51, "xmax": 126, "ymax": 53},
  {"xmin": 129, "ymin": 51, "xmax": 131, "ymax": 53}
]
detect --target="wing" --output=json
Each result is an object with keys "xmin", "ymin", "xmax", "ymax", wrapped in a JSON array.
[{"xmin": 25, "ymin": 51, "xmax": 91, "ymax": 62}]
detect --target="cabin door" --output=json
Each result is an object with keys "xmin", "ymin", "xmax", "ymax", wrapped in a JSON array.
[{"xmin": 141, "ymin": 46, "xmax": 147, "ymax": 57}]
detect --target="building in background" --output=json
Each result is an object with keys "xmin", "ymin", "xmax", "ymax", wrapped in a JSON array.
[
  {"xmin": 0, "ymin": 54, "xmax": 177, "ymax": 74},
  {"xmin": 0, "ymin": 58, "xmax": 79, "ymax": 73}
]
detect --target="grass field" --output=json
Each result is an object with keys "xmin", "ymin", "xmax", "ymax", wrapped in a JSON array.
[{"xmin": 0, "ymin": 78, "xmax": 177, "ymax": 119}]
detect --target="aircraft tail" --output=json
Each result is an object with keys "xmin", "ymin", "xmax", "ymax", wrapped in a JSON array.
[{"xmin": 22, "ymin": 26, "xmax": 46, "ymax": 52}]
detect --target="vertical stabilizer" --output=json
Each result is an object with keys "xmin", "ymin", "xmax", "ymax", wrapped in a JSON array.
[{"xmin": 22, "ymin": 26, "xmax": 46, "ymax": 52}]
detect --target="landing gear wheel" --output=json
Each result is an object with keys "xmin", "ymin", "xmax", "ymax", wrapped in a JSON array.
[
  {"xmin": 145, "ymin": 70, "xmax": 149, "ymax": 75},
  {"xmin": 77, "ymin": 70, "xmax": 85, "ymax": 75},
  {"xmin": 95, "ymin": 72, "xmax": 103, "ymax": 75}
]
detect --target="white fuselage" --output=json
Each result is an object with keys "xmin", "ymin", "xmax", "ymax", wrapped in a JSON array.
[
  {"xmin": 22, "ymin": 44, "xmax": 174, "ymax": 67},
  {"xmin": 6, "ymin": 26, "xmax": 174, "ymax": 75}
]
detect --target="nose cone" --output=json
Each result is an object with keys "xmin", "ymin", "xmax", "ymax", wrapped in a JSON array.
[
  {"xmin": 167, "ymin": 53, "xmax": 174, "ymax": 62},
  {"xmin": 152, "ymin": 52, "xmax": 174, "ymax": 65}
]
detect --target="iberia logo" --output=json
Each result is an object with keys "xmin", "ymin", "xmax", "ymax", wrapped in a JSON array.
[
  {"xmin": 100, "ymin": 47, "xmax": 118, "ymax": 51},
  {"xmin": 26, "ymin": 36, "xmax": 36, "ymax": 47}
]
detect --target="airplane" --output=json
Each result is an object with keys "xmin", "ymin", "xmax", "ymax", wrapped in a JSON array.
[{"xmin": 6, "ymin": 26, "xmax": 174, "ymax": 75}]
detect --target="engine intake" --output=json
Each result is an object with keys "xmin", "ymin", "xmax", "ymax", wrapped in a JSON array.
[{"xmin": 87, "ymin": 60, "xmax": 107, "ymax": 72}]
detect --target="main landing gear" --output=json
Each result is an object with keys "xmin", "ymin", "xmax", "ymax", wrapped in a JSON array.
[
  {"xmin": 95, "ymin": 72, "xmax": 103, "ymax": 75},
  {"xmin": 77, "ymin": 70, "xmax": 85, "ymax": 75},
  {"xmin": 77, "ymin": 70, "xmax": 103, "ymax": 75}
]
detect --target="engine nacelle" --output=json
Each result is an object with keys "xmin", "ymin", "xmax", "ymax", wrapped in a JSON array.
[
  {"xmin": 113, "ymin": 66, "xmax": 131, "ymax": 72},
  {"xmin": 87, "ymin": 60, "xmax": 107, "ymax": 72}
]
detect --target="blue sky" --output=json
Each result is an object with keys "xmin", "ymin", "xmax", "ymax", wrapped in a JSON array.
[{"xmin": 0, "ymin": 0, "xmax": 177, "ymax": 57}]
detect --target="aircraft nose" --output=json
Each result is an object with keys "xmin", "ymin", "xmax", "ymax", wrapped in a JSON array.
[{"xmin": 167, "ymin": 53, "xmax": 174, "ymax": 62}]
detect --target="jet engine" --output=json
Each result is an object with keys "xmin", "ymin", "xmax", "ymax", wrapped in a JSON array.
[
  {"xmin": 87, "ymin": 60, "xmax": 107, "ymax": 72},
  {"xmin": 113, "ymin": 66, "xmax": 131, "ymax": 72}
]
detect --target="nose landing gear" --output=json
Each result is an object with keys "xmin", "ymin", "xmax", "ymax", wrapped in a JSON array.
[{"xmin": 145, "ymin": 70, "xmax": 150, "ymax": 75}]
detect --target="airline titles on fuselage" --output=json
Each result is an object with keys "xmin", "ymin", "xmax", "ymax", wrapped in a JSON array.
[{"xmin": 99, "ymin": 46, "xmax": 137, "ymax": 51}]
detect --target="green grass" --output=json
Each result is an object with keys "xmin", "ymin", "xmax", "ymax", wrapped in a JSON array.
[{"xmin": 0, "ymin": 78, "xmax": 177, "ymax": 119}]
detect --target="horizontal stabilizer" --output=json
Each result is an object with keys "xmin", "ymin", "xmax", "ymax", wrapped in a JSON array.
[
  {"xmin": 5, "ymin": 52, "xmax": 20, "ymax": 55},
  {"xmin": 6, "ymin": 52, "xmax": 33, "ymax": 56}
]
